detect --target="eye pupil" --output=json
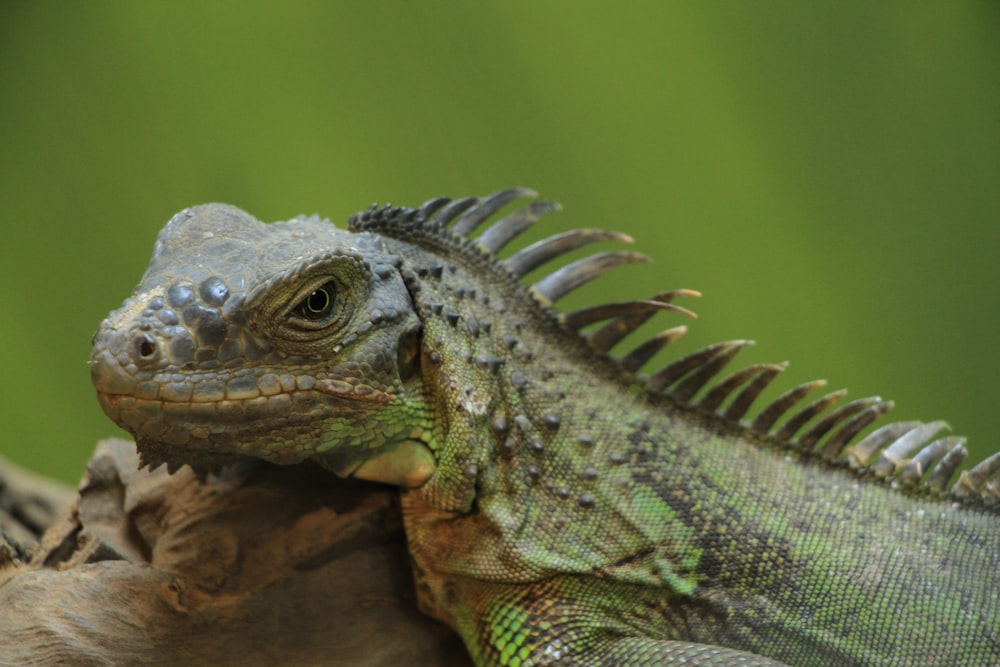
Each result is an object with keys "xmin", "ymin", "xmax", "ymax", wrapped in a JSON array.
[
  {"xmin": 307, "ymin": 288, "xmax": 329, "ymax": 313},
  {"xmin": 294, "ymin": 282, "xmax": 336, "ymax": 321}
]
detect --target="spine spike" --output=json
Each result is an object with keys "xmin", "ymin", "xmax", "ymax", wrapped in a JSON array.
[
  {"xmin": 900, "ymin": 436, "xmax": 963, "ymax": 485},
  {"xmin": 418, "ymin": 196, "xmax": 452, "ymax": 218},
  {"xmin": 751, "ymin": 379, "xmax": 826, "ymax": 434},
  {"xmin": 530, "ymin": 252, "xmax": 649, "ymax": 305},
  {"xmin": 952, "ymin": 451, "xmax": 1000, "ymax": 498},
  {"xmin": 845, "ymin": 421, "xmax": 922, "ymax": 468},
  {"xmin": 670, "ymin": 341, "xmax": 753, "ymax": 404},
  {"xmin": 795, "ymin": 397, "xmax": 882, "ymax": 452},
  {"xmin": 451, "ymin": 188, "xmax": 536, "ymax": 237},
  {"xmin": 647, "ymin": 341, "xmax": 752, "ymax": 394},
  {"xmin": 504, "ymin": 229, "xmax": 633, "ymax": 279},
  {"xmin": 720, "ymin": 362, "xmax": 787, "ymax": 420},
  {"xmin": 619, "ymin": 327, "xmax": 688, "ymax": 374},
  {"xmin": 477, "ymin": 200, "xmax": 562, "ymax": 255},
  {"xmin": 817, "ymin": 400, "xmax": 894, "ymax": 461},
  {"xmin": 869, "ymin": 420, "xmax": 950, "ymax": 477},
  {"xmin": 773, "ymin": 389, "xmax": 847, "ymax": 442},
  {"xmin": 561, "ymin": 291, "xmax": 698, "ymax": 332},
  {"xmin": 926, "ymin": 442, "xmax": 968, "ymax": 492},
  {"xmin": 432, "ymin": 196, "xmax": 478, "ymax": 225}
]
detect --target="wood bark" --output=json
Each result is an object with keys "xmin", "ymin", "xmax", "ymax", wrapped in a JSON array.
[{"xmin": 0, "ymin": 439, "xmax": 470, "ymax": 666}]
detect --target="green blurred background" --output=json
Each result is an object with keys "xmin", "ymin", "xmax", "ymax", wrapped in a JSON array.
[{"xmin": 1, "ymin": 3, "xmax": 997, "ymax": 483}]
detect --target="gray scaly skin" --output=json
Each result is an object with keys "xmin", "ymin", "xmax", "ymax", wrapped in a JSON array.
[{"xmin": 91, "ymin": 190, "xmax": 1000, "ymax": 666}]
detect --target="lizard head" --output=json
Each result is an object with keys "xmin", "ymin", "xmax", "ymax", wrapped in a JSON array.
[{"xmin": 90, "ymin": 203, "xmax": 436, "ymax": 486}]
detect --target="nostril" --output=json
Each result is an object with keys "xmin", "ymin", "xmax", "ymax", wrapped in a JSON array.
[{"xmin": 133, "ymin": 333, "xmax": 159, "ymax": 362}]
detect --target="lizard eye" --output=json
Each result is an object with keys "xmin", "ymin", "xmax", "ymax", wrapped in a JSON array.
[{"xmin": 292, "ymin": 281, "xmax": 337, "ymax": 322}]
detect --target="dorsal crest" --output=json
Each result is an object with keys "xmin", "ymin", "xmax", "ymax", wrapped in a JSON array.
[{"xmin": 350, "ymin": 189, "xmax": 1000, "ymax": 509}]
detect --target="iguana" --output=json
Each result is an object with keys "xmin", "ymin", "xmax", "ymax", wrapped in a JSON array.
[{"xmin": 90, "ymin": 189, "xmax": 1000, "ymax": 666}]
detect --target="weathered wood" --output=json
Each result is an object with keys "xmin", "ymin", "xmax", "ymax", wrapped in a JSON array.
[
  {"xmin": 0, "ymin": 453, "xmax": 75, "ymax": 565},
  {"xmin": 0, "ymin": 439, "xmax": 470, "ymax": 666}
]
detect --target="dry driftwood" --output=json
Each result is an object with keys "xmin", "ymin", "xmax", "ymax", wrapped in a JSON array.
[
  {"xmin": 0, "ymin": 453, "xmax": 76, "ymax": 560},
  {"xmin": 0, "ymin": 439, "xmax": 470, "ymax": 667}
]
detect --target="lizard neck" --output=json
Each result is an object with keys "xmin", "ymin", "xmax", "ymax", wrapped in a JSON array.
[
  {"xmin": 403, "ymin": 267, "xmax": 707, "ymax": 607},
  {"xmin": 404, "ymin": 255, "xmax": 645, "ymax": 512},
  {"xmin": 384, "ymin": 229, "xmax": 704, "ymax": 600}
]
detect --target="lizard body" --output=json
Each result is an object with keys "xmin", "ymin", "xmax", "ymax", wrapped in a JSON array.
[{"xmin": 91, "ymin": 190, "xmax": 1000, "ymax": 666}]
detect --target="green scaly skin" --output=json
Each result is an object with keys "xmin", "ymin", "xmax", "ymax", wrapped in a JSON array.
[{"xmin": 90, "ymin": 191, "xmax": 1000, "ymax": 666}]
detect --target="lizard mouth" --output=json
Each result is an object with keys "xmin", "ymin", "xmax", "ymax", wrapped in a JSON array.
[
  {"xmin": 90, "ymin": 340, "xmax": 353, "ymax": 466},
  {"xmin": 95, "ymin": 387, "xmax": 333, "ymax": 443},
  {"xmin": 91, "ymin": 324, "xmax": 426, "ymax": 468},
  {"xmin": 94, "ymin": 387, "xmax": 353, "ymax": 472}
]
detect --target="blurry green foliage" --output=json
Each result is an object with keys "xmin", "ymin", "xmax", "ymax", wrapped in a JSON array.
[{"xmin": 1, "ymin": 2, "xmax": 997, "ymax": 482}]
